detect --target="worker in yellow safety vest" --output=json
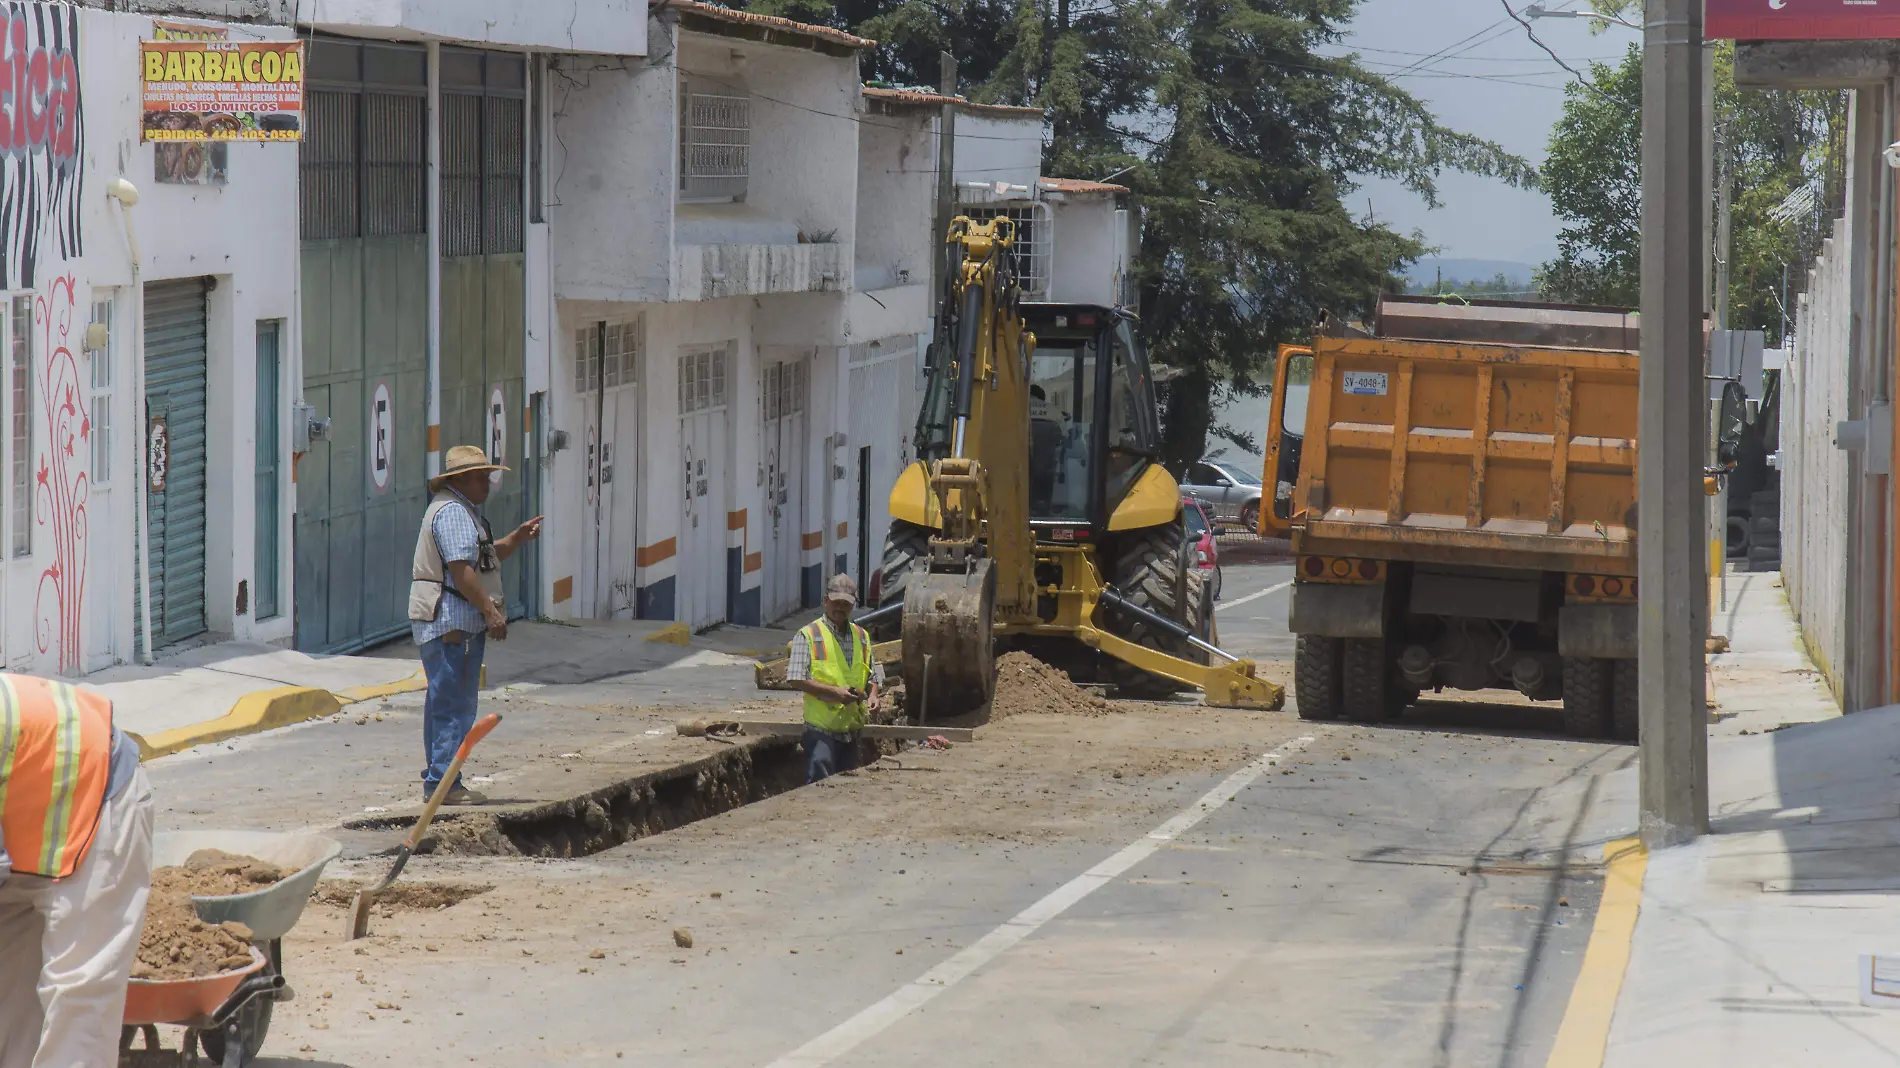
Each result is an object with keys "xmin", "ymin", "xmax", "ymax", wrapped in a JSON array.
[
  {"xmin": 785, "ymin": 574, "xmax": 883, "ymax": 783},
  {"xmin": 0, "ymin": 675, "xmax": 154, "ymax": 1068}
]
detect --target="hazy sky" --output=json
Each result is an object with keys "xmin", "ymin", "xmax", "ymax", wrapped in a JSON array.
[{"xmin": 1336, "ymin": 0, "xmax": 1642, "ymax": 268}]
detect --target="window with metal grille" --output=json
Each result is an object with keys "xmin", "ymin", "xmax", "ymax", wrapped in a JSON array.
[
  {"xmin": 763, "ymin": 362, "xmax": 805, "ymax": 420},
  {"xmin": 679, "ymin": 80, "xmax": 749, "ymax": 202},
  {"xmin": 442, "ymin": 49, "xmax": 526, "ymax": 257},
  {"xmin": 10, "ymin": 295, "xmax": 30, "ymax": 557},
  {"xmin": 961, "ymin": 202, "xmax": 1052, "ymax": 297},
  {"xmin": 89, "ymin": 297, "xmax": 112, "ymax": 487},
  {"xmin": 574, "ymin": 320, "xmax": 641, "ymax": 393},
  {"xmin": 300, "ymin": 38, "xmax": 427, "ymax": 241},
  {"xmin": 679, "ymin": 344, "xmax": 731, "ymax": 414}
]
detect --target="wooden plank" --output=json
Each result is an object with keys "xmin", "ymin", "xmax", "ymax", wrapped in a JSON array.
[
  {"xmin": 1548, "ymin": 369, "xmax": 1576, "ymax": 533},
  {"xmin": 735, "ymin": 722, "xmax": 975, "ymax": 743}
]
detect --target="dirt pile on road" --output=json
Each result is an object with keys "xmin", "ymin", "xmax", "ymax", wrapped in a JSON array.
[
  {"xmin": 134, "ymin": 850, "xmax": 280, "ymax": 981},
  {"xmin": 990, "ymin": 652, "xmax": 1110, "ymax": 718}
]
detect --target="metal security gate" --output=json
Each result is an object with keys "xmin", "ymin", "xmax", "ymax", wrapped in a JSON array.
[
  {"xmin": 439, "ymin": 48, "xmax": 533, "ymax": 618},
  {"xmin": 143, "ymin": 279, "xmax": 209, "ymax": 651},
  {"xmin": 297, "ymin": 38, "xmax": 431, "ymax": 652},
  {"xmin": 577, "ymin": 320, "xmax": 641, "ymax": 618},
  {"xmin": 760, "ymin": 353, "xmax": 807, "ymax": 621},
  {"xmin": 679, "ymin": 344, "xmax": 729, "ymax": 629},
  {"xmin": 848, "ymin": 339, "xmax": 919, "ymax": 596}
]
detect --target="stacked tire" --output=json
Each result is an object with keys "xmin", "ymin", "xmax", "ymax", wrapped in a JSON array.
[{"xmin": 1745, "ymin": 489, "xmax": 1780, "ymax": 573}]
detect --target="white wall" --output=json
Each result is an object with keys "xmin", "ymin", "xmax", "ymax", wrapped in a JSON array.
[
  {"xmin": 549, "ymin": 47, "xmax": 674, "ymax": 304},
  {"xmin": 1046, "ymin": 196, "xmax": 1127, "ymax": 307},
  {"xmin": 952, "ymin": 112, "xmax": 1041, "ymax": 191},
  {"xmin": 856, "ymin": 107, "xmax": 934, "ymax": 292},
  {"xmin": 11, "ymin": 8, "xmax": 302, "ymax": 675},
  {"xmin": 299, "ymin": 0, "xmax": 645, "ymax": 55},
  {"xmin": 1783, "ymin": 218, "xmax": 1851, "ymax": 701}
]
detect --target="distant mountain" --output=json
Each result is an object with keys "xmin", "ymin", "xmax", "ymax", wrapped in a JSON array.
[{"xmin": 1404, "ymin": 258, "xmax": 1537, "ymax": 289}]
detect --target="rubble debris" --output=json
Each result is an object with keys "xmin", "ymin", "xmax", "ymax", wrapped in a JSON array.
[
  {"xmin": 134, "ymin": 850, "xmax": 281, "ymax": 981},
  {"xmin": 989, "ymin": 652, "xmax": 1111, "ymax": 718}
]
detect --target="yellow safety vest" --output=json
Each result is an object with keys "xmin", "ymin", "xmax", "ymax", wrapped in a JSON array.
[
  {"xmin": 0, "ymin": 674, "xmax": 113, "ymax": 879},
  {"xmin": 800, "ymin": 619, "xmax": 871, "ymax": 734}
]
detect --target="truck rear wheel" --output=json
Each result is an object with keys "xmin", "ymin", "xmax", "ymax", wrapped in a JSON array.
[
  {"xmin": 1611, "ymin": 659, "xmax": 1639, "ymax": 742},
  {"xmin": 874, "ymin": 521, "xmax": 932, "ymax": 641},
  {"xmin": 1341, "ymin": 638, "xmax": 1396, "ymax": 722},
  {"xmin": 1561, "ymin": 657, "xmax": 1611, "ymax": 738},
  {"xmin": 1294, "ymin": 635, "xmax": 1343, "ymax": 721},
  {"xmin": 1108, "ymin": 521, "xmax": 1204, "ymax": 698}
]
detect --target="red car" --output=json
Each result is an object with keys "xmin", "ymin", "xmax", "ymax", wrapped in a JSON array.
[{"xmin": 1183, "ymin": 498, "xmax": 1222, "ymax": 600}]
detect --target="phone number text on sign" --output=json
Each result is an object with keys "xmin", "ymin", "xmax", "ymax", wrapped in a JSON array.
[{"xmin": 140, "ymin": 40, "xmax": 304, "ymax": 143}]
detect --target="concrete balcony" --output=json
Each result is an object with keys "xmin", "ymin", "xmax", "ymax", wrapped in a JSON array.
[{"xmin": 672, "ymin": 241, "xmax": 848, "ymax": 302}]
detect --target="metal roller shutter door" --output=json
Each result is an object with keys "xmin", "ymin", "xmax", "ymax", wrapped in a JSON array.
[{"xmin": 143, "ymin": 278, "xmax": 209, "ymax": 650}]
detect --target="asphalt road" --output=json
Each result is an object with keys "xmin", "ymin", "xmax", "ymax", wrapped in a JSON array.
[{"xmin": 143, "ymin": 560, "xmax": 1628, "ymax": 1067}]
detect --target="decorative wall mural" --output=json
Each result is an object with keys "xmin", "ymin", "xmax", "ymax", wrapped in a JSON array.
[
  {"xmin": 0, "ymin": 3, "xmax": 84, "ymax": 290},
  {"xmin": 33, "ymin": 274, "xmax": 87, "ymax": 673}
]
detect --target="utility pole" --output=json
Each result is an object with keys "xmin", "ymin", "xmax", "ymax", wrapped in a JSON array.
[
  {"xmin": 933, "ymin": 52, "xmax": 958, "ymax": 307},
  {"xmin": 1639, "ymin": 0, "xmax": 1710, "ymax": 847}
]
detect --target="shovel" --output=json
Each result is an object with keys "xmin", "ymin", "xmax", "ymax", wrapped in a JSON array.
[{"xmin": 349, "ymin": 712, "xmax": 501, "ymax": 940}]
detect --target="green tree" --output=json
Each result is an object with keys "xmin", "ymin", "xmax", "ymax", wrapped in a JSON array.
[
  {"xmin": 1539, "ymin": 8, "xmax": 1847, "ymax": 336},
  {"xmin": 742, "ymin": 0, "xmax": 1534, "ymax": 459}
]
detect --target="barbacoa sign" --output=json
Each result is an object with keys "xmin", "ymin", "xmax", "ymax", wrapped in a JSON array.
[
  {"xmin": 140, "ymin": 40, "xmax": 303, "ymax": 142},
  {"xmin": 1708, "ymin": 0, "xmax": 1900, "ymax": 40}
]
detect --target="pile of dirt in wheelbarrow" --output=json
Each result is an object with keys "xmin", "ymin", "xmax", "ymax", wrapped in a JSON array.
[
  {"xmin": 989, "ymin": 652, "xmax": 1110, "ymax": 718},
  {"xmin": 134, "ymin": 849, "xmax": 280, "ymax": 981}
]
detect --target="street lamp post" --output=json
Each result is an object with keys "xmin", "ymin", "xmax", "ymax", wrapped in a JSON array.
[{"xmin": 1523, "ymin": 2, "xmax": 1641, "ymax": 30}]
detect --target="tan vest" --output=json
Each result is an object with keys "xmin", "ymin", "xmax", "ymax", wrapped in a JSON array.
[{"xmin": 409, "ymin": 492, "xmax": 505, "ymax": 623}]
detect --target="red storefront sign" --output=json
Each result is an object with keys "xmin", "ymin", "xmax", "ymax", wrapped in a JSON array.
[{"xmin": 1708, "ymin": 0, "xmax": 1900, "ymax": 41}]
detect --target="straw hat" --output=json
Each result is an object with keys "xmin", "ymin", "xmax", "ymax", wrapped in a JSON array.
[{"xmin": 430, "ymin": 444, "xmax": 508, "ymax": 492}]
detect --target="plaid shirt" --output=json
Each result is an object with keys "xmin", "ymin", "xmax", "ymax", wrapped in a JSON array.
[
  {"xmin": 785, "ymin": 616, "xmax": 885, "ymax": 686},
  {"xmin": 411, "ymin": 489, "xmax": 490, "ymax": 646}
]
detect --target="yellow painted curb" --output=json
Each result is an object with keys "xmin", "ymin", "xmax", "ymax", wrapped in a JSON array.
[
  {"xmin": 128, "ymin": 670, "xmax": 431, "ymax": 761},
  {"xmin": 334, "ymin": 670, "xmax": 428, "ymax": 705},
  {"xmin": 646, "ymin": 622, "xmax": 692, "ymax": 646},
  {"xmin": 129, "ymin": 686, "xmax": 344, "ymax": 761},
  {"xmin": 1546, "ymin": 837, "xmax": 1649, "ymax": 1068}
]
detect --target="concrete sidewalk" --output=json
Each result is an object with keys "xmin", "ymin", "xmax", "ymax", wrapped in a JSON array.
[
  {"xmin": 91, "ymin": 616, "xmax": 804, "ymax": 760},
  {"xmin": 1546, "ymin": 569, "xmax": 1900, "ymax": 1064}
]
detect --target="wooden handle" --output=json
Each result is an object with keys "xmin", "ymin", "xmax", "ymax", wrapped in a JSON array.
[{"xmin": 405, "ymin": 714, "xmax": 503, "ymax": 850}]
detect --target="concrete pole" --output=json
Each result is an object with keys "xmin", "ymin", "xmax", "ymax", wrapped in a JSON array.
[
  {"xmin": 933, "ymin": 53, "xmax": 958, "ymax": 304},
  {"xmin": 1639, "ymin": 0, "xmax": 1710, "ymax": 848}
]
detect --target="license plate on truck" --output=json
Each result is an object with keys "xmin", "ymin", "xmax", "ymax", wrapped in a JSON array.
[{"xmin": 1341, "ymin": 371, "xmax": 1388, "ymax": 396}]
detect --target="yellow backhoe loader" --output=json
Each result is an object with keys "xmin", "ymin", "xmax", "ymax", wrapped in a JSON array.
[{"xmin": 763, "ymin": 217, "xmax": 1282, "ymax": 717}]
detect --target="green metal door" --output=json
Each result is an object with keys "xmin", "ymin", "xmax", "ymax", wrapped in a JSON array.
[
  {"xmin": 143, "ymin": 278, "xmax": 209, "ymax": 650},
  {"xmin": 254, "ymin": 321, "xmax": 282, "ymax": 620},
  {"xmin": 296, "ymin": 42, "xmax": 431, "ymax": 652},
  {"xmin": 440, "ymin": 51, "xmax": 533, "ymax": 618}
]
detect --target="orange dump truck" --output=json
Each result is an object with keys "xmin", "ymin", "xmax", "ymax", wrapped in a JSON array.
[{"xmin": 1259, "ymin": 297, "xmax": 1640, "ymax": 739}]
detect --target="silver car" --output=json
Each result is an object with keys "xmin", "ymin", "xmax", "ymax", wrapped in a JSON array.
[{"xmin": 1179, "ymin": 459, "xmax": 1265, "ymax": 531}]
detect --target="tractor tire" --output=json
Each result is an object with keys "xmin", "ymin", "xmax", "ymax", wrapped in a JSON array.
[
  {"xmin": 1108, "ymin": 521, "xmax": 1206, "ymax": 698},
  {"xmin": 1341, "ymin": 638, "xmax": 1394, "ymax": 723},
  {"xmin": 1561, "ymin": 657, "xmax": 1612, "ymax": 739},
  {"xmin": 1746, "ymin": 545, "xmax": 1782, "ymax": 573},
  {"xmin": 873, "ymin": 521, "xmax": 932, "ymax": 640},
  {"xmin": 1749, "ymin": 489, "xmax": 1780, "ymax": 520},
  {"xmin": 1725, "ymin": 515, "xmax": 1750, "ymax": 559},
  {"xmin": 1611, "ymin": 658, "xmax": 1639, "ymax": 743},
  {"xmin": 1749, "ymin": 514, "xmax": 1781, "ymax": 539},
  {"xmin": 1294, "ymin": 634, "xmax": 1343, "ymax": 721}
]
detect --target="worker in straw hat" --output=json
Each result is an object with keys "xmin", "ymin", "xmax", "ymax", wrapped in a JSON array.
[
  {"xmin": 784, "ymin": 573, "xmax": 883, "ymax": 783},
  {"xmin": 407, "ymin": 445, "xmax": 542, "ymax": 804}
]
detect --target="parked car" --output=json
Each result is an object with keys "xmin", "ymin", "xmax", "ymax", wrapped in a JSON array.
[
  {"xmin": 1177, "ymin": 459, "xmax": 1265, "ymax": 532},
  {"xmin": 1182, "ymin": 497, "xmax": 1222, "ymax": 600}
]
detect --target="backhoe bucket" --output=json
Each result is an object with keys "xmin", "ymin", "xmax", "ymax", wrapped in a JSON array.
[{"xmin": 902, "ymin": 560, "xmax": 996, "ymax": 721}]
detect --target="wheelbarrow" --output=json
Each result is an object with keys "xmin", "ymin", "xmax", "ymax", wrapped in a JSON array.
[{"xmin": 120, "ymin": 831, "xmax": 343, "ymax": 1067}]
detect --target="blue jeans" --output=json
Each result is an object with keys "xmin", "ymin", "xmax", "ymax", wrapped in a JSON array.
[
  {"xmin": 420, "ymin": 631, "xmax": 486, "ymax": 795},
  {"xmin": 802, "ymin": 725, "xmax": 860, "ymax": 784}
]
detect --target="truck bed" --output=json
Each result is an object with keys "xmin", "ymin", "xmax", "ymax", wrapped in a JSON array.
[{"xmin": 1296, "ymin": 301, "xmax": 1639, "ymax": 570}]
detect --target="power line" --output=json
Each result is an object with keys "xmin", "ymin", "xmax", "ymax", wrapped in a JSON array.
[{"xmin": 1498, "ymin": 0, "xmax": 1585, "ymax": 85}]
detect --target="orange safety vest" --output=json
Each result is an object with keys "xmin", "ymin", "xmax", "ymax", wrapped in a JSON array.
[{"xmin": 0, "ymin": 674, "xmax": 113, "ymax": 879}]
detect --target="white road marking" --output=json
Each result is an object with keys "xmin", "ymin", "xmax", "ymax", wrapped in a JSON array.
[
  {"xmin": 1220, "ymin": 578, "xmax": 1294, "ymax": 611},
  {"xmin": 764, "ymin": 734, "xmax": 1318, "ymax": 1068}
]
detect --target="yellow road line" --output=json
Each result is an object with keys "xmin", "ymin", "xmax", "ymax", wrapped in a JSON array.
[{"xmin": 1546, "ymin": 837, "xmax": 1649, "ymax": 1068}]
